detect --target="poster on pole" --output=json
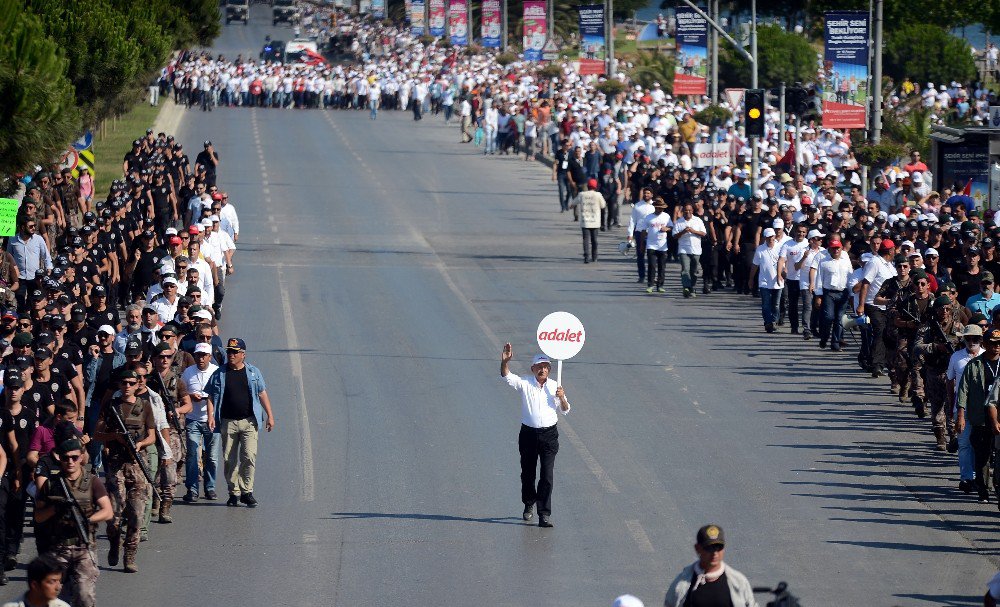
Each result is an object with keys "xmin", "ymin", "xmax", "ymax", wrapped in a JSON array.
[
  {"xmin": 523, "ymin": 0, "xmax": 547, "ymax": 62},
  {"xmin": 404, "ymin": 0, "xmax": 412, "ymax": 22},
  {"xmin": 577, "ymin": 5, "xmax": 606, "ymax": 75},
  {"xmin": 429, "ymin": 0, "xmax": 446, "ymax": 36},
  {"xmin": 370, "ymin": 0, "xmax": 384, "ymax": 19},
  {"xmin": 536, "ymin": 311, "xmax": 586, "ymax": 385},
  {"xmin": 939, "ymin": 144, "xmax": 990, "ymax": 210},
  {"xmin": 448, "ymin": 0, "xmax": 468, "ymax": 46},
  {"xmin": 410, "ymin": 0, "xmax": 426, "ymax": 35},
  {"xmin": 481, "ymin": 0, "xmax": 501, "ymax": 48},
  {"xmin": 822, "ymin": 11, "xmax": 869, "ymax": 129},
  {"xmin": 673, "ymin": 6, "xmax": 708, "ymax": 96}
]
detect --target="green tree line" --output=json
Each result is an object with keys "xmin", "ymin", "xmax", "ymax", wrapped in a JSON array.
[{"xmin": 0, "ymin": 0, "xmax": 219, "ymax": 184}]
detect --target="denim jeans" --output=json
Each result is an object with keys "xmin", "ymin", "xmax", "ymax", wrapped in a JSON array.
[
  {"xmin": 760, "ymin": 287, "xmax": 781, "ymax": 324},
  {"xmin": 185, "ymin": 420, "xmax": 219, "ymax": 494},
  {"xmin": 484, "ymin": 126, "xmax": 498, "ymax": 153},
  {"xmin": 799, "ymin": 284, "xmax": 819, "ymax": 337},
  {"xmin": 820, "ymin": 289, "xmax": 850, "ymax": 344},
  {"xmin": 679, "ymin": 253, "xmax": 699, "ymax": 289},
  {"xmin": 557, "ymin": 173, "xmax": 572, "ymax": 211},
  {"xmin": 958, "ymin": 422, "xmax": 974, "ymax": 481}
]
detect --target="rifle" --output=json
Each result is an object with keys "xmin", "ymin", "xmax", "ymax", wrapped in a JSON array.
[
  {"xmin": 106, "ymin": 403, "xmax": 161, "ymax": 501},
  {"xmin": 149, "ymin": 372, "xmax": 183, "ymax": 436},
  {"xmin": 56, "ymin": 474, "xmax": 90, "ymax": 546},
  {"xmin": 932, "ymin": 319, "xmax": 957, "ymax": 355}
]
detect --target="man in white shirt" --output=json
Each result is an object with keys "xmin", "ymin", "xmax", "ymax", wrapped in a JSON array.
[
  {"xmin": 627, "ymin": 188, "xmax": 655, "ymax": 283},
  {"xmin": 674, "ymin": 203, "xmax": 706, "ymax": 298},
  {"xmin": 218, "ymin": 193, "xmax": 239, "ymax": 242},
  {"xmin": 181, "ymin": 343, "xmax": 220, "ymax": 502},
  {"xmin": 777, "ymin": 224, "xmax": 810, "ymax": 335},
  {"xmin": 856, "ymin": 239, "xmax": 898, "ymax": 376},
  {"xmin": 752, "ymin": 228, "xmax": 784, "ymax": 332},
  {"xmin": 947, "ymin": 324, "xmax": 982, "ymax": 493},
  {"xmin": 644, "ymin": 199, "xmax": 673, "ymax": 294},
  {"xmin": 500, "ymin": 344, "xmax": 570, "ymax": 528},
  {"xmin": 812, "ymin": 239, "xmax": 853, "ymax": 350}
]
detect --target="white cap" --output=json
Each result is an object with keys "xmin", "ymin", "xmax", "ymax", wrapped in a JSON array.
[
  {"xmin": 925, "ymin": 247, "xmax": 939, "ymax": 256},
  {"xmin": 209, "ymin": 215, "xmax": 221, "ymax": 223},
  {"xmin": 901, "ymin": 240, "xmax": 915, "ymax": 248},
  {"xmin": 532, "ymin": 354, "xmax": 551, "ymax": 366},
  {"xmin": 162, "ymin": 276, "xmax": 178, "ymax": 285},
  {"xmin": 763, "ymin": 228, "xmax": 776, "ymax": 237},
  {"xmin": 200, "ymin": 218, "xmax": 213, "ymax": 227},
  {"xmin": 165, "ymin": 227, "xmax": 178, "ymax": 236},
  {"xmin": 912, "ymin": 172, "xmax": 923, "ymax": 183},
  {"xmin": 807, "ymin": 229, "xmax": 825, "ymax": 240},
  {"xmin": 613, "ymin": 596, "xmax": 645, "ymax": 607},
  {"xmin": 192, "ymin": 309, "xmax": 213, "ymax": 320},
  {"xmin": 772, "ymin": 218, "xmax": 784, "ymax": 228},
  {"xmin": 97, "ymin": 325, "xmax": 115, "ymax": 335},
  {"xmin": 194, "ymin": 343, "xmax": 212, "ymax": 355}
]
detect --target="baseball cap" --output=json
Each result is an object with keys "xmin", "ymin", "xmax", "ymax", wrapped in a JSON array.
[
  {"xmin": 226, "ymin": 337, "xmax": 247, "ymax": 352},
  {"xmin": 32, "ymin": 347, "xmax": 51, "ymax": 360},
  {"xmin": 772, "ymin": 218, "xmax": 784, "ymax": 229},
  {"xmin": 97, "ymin": 325, "xmax": 115, "ymax": 335},
  {"xmin": 879, "ymin": 239, "xmax": 895, "ymax": 252},
  {"xmin": 192, "ymin": 309, "xmax": 213, "ymax": 320},
  {"xmin": 696, "ymin": 524, "xmax": 725, "ymax": 548},
  {"xmin": 124, "ymin": 340, "xmax": 143, "ymax": 356},
  {"xmin": 987, "ymin": 328, "xmax": 1000, "ymax": 344},
  {"xmin": 3, "ymin": 371, "xmax": 24, "ymax": 389},
  {"xmin": 613, "ymin": 596, "xmax": 644, "ymax": 607},
  {"xmin": 762, "ymin": 228, "xmax": 776, "ymax": 238},
  {"xmin": 925, "ymin": 247, "xmax": 939, "ymax": 257},
  {"xmin": 1, "ymin": 310, "xmax": 17, "ymax": 321},
  {"xmin": 807, "ymin": 229, "xmax": 825, "ymax": 240},
  {"xmin": 587, "ymin": 178, "xmax": 598, "ymax": 189},
  {"xmin": 828, "ymin": 239, "xmax": 843, "ymax": 249},
  {"xmin": 531, "ymin": 354, "xmax": 551, "ymax": 366},
  {"xmin": 194, "ymin": 343, "xmax": 213, "ymax": 355}
]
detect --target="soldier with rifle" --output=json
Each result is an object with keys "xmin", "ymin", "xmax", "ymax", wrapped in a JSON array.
[
  {"xmin": 33, "ymin": 437, "xmax": 112, "ymax": 607},
  {"xmin": 147, "ymin": 342, "xmax": 191, "ymax": 523},
  {"xmin": 92, "ymin": 369, "xmax": 156, "ymax": 573},
  {"xmin": 913, "ymin": 295, "xmax": 961, "ymax": 450}
]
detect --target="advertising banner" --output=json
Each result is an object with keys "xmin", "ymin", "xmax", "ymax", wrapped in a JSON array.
[
  {"xmin": 523, "ymin": 0, "xmax": 547, "ymax": 62},
  {"xmin": 370, "ymin": 0, "xmax": 384, "ymax": 19},
  {"xmin": 577, "ymin": 5, "xmax": 605, "ymax": 75},
  {"xmin": 481, "ymin": 0, "xmax": 501, "ymax": 48},
  {"xmin": 448, "ymin": 0, "xmax": 468, "ymax": 46},
  {"xmin": 429, "ymin": 0, "xmax": 446, "ymax": 37},
  {"xmin": 674, "ymin": 6, "xmax": 707, "ymax": 95},
  {"xmin": 939, "ymin": 144, "xmax": 991, "ymax": 210},
  {"xmin": 411, "ymin": 0, "xmax": 426, "ymax": 35},
  {"xmin": 822, "ymin": 11, "xmax": 869, "ymax": 129}
]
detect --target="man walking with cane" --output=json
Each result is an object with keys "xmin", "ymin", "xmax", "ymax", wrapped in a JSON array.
[{"xmin": 500, "ymin": 343, "xmax": 570, "ymax": 528}]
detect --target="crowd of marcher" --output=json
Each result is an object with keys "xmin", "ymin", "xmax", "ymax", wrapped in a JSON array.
[{"xmin": 0, "ymin": 126, "xmax": 275, "ymax": 606}]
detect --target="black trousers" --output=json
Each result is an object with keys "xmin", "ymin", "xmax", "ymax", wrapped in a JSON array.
[
  {"xmin": 971, "ymin": 425, "xmax": 993, "ymax": 498},
  {"xmin": 518, "ymin": 424, "xmax": 558, "ymax": 516},
  {"xmin": 647, "ymin": 249, "xmax": 667, "ymax": 288},
  {"xmin": 581, "ymin": 227, "xmax": 598, "ymax": 261},
  {"xmin": 633, "ymin": 231, "xmax": 647, "ymax": 281}
]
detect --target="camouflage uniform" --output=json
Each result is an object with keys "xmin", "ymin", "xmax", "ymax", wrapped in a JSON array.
[
  {"xmin": 148, "ymin": 367, "xmax": 188, "ymax": 520},
  {"xmin": 897, "ymin": 293, "xmax": 932, "ymax": 402},
  {"xmin": 913, "ymin": 319, "xmax": 960, "ymax": 448}
]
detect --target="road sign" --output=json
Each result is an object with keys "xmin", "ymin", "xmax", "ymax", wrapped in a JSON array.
[
  {"xmin": 990, "ymin": 106, "xmax": 1000, "ymax": 128},
  {"xmin": 542, "ymin": 39, "xmax": 559, "ymax": 61},
  {"xmin": 725, "ymin": 88, "xmax": 745, "ymax": 112},
  {"xmin": 72, "ymin": 131, "xmax": 93, "ymax": 151},
  {"xmin": 536, "ymin": 311, "xmax": 585, "ymax": 384}
]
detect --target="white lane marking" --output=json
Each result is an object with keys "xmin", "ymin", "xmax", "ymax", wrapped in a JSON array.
[
  {"xmin": 250, "ymin": 108, "xmax": 315, "ymax": 502},
  {"xmin": 624, "ymin": 519, "xmax": 655, "ymax": 553}
]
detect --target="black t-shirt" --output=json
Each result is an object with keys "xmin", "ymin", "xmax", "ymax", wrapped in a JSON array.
[
  {"xmin": 151, "ymin": 185, "xmax": 171, "ymax": 211},
  {"xmin": 0, "ymin": 406, "xmax": 39, "ymax": 466},
  {"xmin": 87, "ymin": 307, "xmax": 118, "ymax": 332},
  {"xmin": 195, "ymin": 150, "xmax": 219, "ymax": 177},
  {"xmin": 952, "ymin": 267, "xmax": 983, "ymax": 306},
  {"xmin": 683, "ymin": 571, "xmax": 734, "ymax": 607},
  {"xmin": 739, "ymin": 211, "xmax": 762, "ymax": 243},
  {"xmin": 220, "ymin": 367, "xmax": 253, "ymax": 420},
  {"xmin": 25, "ymin": 372, "xmax": 72, "ymax": 421}
]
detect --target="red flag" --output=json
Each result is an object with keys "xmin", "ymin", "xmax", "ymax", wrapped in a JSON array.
[
  {"xmin": 777, "ymin": 140, "xmax": 796, "ymax": 170},
  {"xmin": 963, "ymin": 178, "xmax": 973, "ymax": 196}
]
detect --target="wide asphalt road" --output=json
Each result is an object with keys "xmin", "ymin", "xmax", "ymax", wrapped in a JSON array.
[{"xmin": 4, "ymin": 11, "xmax": 997, "ymax": 607}]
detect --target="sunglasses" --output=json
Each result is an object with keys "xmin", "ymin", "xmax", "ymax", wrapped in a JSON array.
[
  {"xmin": 63, "ymin": 454, "xmax": 83, "ymax": 462},
  {"xmin": 156, "ymin": 354, "xmax": 173, "ymax": 359},
  {"xmin": 121, "ymin": 380, "xmax": 138, "ymax": 386}
]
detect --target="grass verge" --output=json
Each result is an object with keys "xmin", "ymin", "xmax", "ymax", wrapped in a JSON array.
[{"xmin": 92, "ymin": 102, "xmax": 164, "ymax": 194}]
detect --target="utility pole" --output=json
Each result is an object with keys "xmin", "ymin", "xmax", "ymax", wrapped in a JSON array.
[
  {"xmin": 870, "ymin": 0, "xmax": 883, "ymax": 144},
  {"xmin": 709, "ymin": 0, "xmax": 718, "ymax": 104},
  {"xmin": 779, "ymin": 81, "xmax": 786, "ymax": 158},
  {"xmin": 547, "ymin": 0, "xmax": 553, "ymax": 46},
  {"xmin": 502, "ymin": 0, "xmax": 508, "ymax": 50},
  {"xmin": 607, "ymin": 0, "xmax": 615, "ymax": 75},
  {"xmin": 750, "ymin": 0, "xmax": 758, "ymax": 190}
]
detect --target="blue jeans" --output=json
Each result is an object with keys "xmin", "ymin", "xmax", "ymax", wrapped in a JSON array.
[
  {"xmin": 958, "ymin": 422, "xmax": 974, "ymax": 481},
  {"xmin": 820, "ymin": 289, "xmax": 850, "ymax": 344},
  {"xmin": 679, "ymin": 253, "xmax": 699, "ymax": 289},
  {"xmin": 484, "ymin": 126, "xmax": 498, "ymax": 154},
  {"xmin": 557, "ymin": 173, "xmax": 572, "ymax": 211},
  {"xmin": 185, "ymin": 420, "xmax": 219, "ymax": 494},
  {"xmin": 799, "ymin": 284, "xmax": 819, "ymax": 337},
  {"xmin": 760, "ymin": 288, "xmax": 781, "ymax": 324}
]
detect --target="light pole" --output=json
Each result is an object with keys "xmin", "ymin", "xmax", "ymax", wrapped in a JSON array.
[
  {"xmin": 607, "ymin": 0, "xmax": 615, "ymax": 75},
  {"xmin": 750, "ymin": 0, "xmax": 758, "ymax": 190},
  {"xmin": 502, "ymin": 0, "xmax": 508, "ymax": 51},
  {"xmin": 870, "ymin": 0, "xmax": 883, "ymax": 144},
  {"xmin": 709, "ymin": 0, "xmax": 718, "ymax": 104}
]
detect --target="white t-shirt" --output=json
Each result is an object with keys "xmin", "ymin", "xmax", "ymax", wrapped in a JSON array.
[
  {"xmin": 862, "ymin": 255, "xmax": 897, "ymax": 310},
  {"xmin": 947, "ymin": 347, "xmax": 980, "ymax": 397},
  {"xmin": 753, "ymin": 242, "xmax": 783, "ymax": 289},
  {"xmin": 673, "ymin": 216, "xmax": 705, "ymax": 255},
  {"xmin": 645, "ymin": 212, "xmax": 673, "ymax": 252},
  {"xmin": 814, "ymin": 253, "xmax": 853, "ymax": 292},
  {"xmin": 778, "ymin": 239, "xmax": 809, "ymax": 282},
  {"xmin": 182, "ymin": 363, "xmax": 219, "ymax": 422}
]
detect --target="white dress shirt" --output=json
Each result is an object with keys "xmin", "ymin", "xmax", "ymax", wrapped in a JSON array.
[
  {"xmin": 862, "ymin": 255, "xmax": 897, "ymax": 310},
  {"xmin": 182, "ymin": 363, "xmax": 219, "ymax": 422},
  {"xmin": 501, "ymin": 373, "xmax": 571, "ymax": 428},
  {"xmin": 674, "ymin": 216, "xmax": 705, "ymax": 255},
  {"xmin": 814, "ymin": 254, "xmax": 853, "ymax": 292}
]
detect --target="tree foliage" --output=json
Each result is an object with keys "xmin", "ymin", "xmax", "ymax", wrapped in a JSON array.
[
  {"xmin": 884, "ymin": 24, "xmax": 976, "ymax": 88},
  {"xmin": 0, "ymin": 0, "xmax": 80, "ymax": 181},
  {"xmin": 718, "ymin": 24, "xmax": 816, "ymax": 90},
  {"xmin": 628, "ymin": 50, "xmax": 673, "ymax": 90}
]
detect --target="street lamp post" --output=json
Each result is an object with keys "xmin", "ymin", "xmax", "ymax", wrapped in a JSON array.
[
  {"xmin": 607, "ymin": 0, "xmax": 615, "ymax": 75},
  {"xmin": 750, "ymin": 0, "xmax": 758, "ymax": 190}
]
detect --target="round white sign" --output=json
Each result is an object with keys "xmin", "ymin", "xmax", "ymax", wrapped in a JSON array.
[{"xmin": 536, "ymin": 311, "xmax": 585, "ymax": 361}]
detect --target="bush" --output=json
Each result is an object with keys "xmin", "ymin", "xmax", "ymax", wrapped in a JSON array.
[
  {"xmin": 595, "ymin": 79, "xmax": 627, "ymax": 96},
  {"xmin": 538, "ymin": 63, "xmax": 561, "ymax": 79},
  {"xmin": 719, "ymin": 24, "xmax": 816, "ymax": 90},
  {"xmin": 495, "ymin": 52, "xmax": 518, "ymax": 66},
  {"xmin": 853, "ymin": 141, "xmax": 909, "ymax": 171},
  {"xmin": 694, "ymin": 104, "xmax": 732, "ymax": 128},
  {"xmin": 419, "ymin": 35, "xmax": 436, "ymax": 46},
  {"xmin": 884, "ymin": 24, "xmax": 976, "ymax": 86}
]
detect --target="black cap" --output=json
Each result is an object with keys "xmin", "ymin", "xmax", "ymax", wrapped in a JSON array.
[
  {"xmin": 3, "ymin": 371, "xmax": 24, "ymax": 389},
  {"xmin": 11, "ymin": 333, "xmax": 32, "ymax": 348},
  {"xmin": 696, "ymin": 524, "xmax": 725, "ymax": 548},
  {"xmin": 34, "ymin": 331, "xmax": 54, "ymax": 346},
  {"xmin": 124, "ymin": 340, "xmax": 143, "ymax": 356},
  {"xmin": 49, "ymin": 316, "xmax": 66, "ymax": 329},
  {"xmin": 11, "ymin": 356, "xmax": 32, "ymax": 371},
  {"xmin": 32, "ymin": 347, "xmax": 51, "ymax": 360}
]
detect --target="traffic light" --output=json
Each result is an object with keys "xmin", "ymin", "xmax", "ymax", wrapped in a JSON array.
[
  {"xmin": 786, "ymin": 86, "xmax": 812, "ymax": 115},
  {"xmin": 745, "ymin": 89, "xmax": 765, "ymax": 138}
]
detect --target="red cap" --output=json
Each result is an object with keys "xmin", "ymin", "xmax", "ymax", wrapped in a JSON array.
[
  {"xmin": 880, "ymin": 239, "xmax": 896, "ymax": 251},
  {"xmin": 587, "ymin": 178, "xmax": 599, "ymax": 189},
  {"xmin": 187, "ymin": 225, "xmax": 200, "ymax": 235},
  {"xmin": 828, "ymin": 239, "xmax": 842, "ymax": 249},
  {"xmin": 801, "ymin": 196, "xmax": 812, "ymax": 205},
  {"xmin": 169, "ymin": 236, "xmax": 182, "ymax": 246},
  {"xmin": 211, "ymin": 192, "xmax": 224, "ymax": 201}
]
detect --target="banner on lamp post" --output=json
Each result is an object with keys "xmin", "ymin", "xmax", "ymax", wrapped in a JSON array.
[
  {"xmin": 577, "ymin": 5, "xmax": 606, "ymax": 75},
  {"xmin": 448, "ymin": 0, "xmax": 468, "ymax": 45},
  {"xmin": 673, "ymin": 5, "xmax": 708, "ymax": 96},
  {"xmin": 821, "ymin": 11, "xmax": 869, "ymax": 129},
  {"xmin": 481, "ymin": 0, "xmax": 501, "ymax": 48},
  {"xmin": 410, "ymin": 0, "xmax": 426, "ymax": 35},
  {"xmin": 429, "ymin": 0, "xmax": 446, "ymax": 36},
  {"xmin": 523, "ymin": 0, "xmax": 547, "ymax": 61}
]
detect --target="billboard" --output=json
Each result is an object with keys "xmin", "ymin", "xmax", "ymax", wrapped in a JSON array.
[
  {"xmin": 370, "ymin": 0, "xmax": 384, "ymax": 18},
  {"xmin": 674, "ymin": 6, "xmax": 707, "ymax": 95},
  {"xmin": 577, "ymin": 5, "xmax": 605, "ymax": 75},
  {"xmin": 939, "ymin": 144, "xmax": 990, "ymax": 210},
  {"xmin": 822, "ymin": 11, "xmax": 869, "ymax": 129},
  {"xmin": 411, "ymin": 0, "xmax": 425, "ymax": 35},
  {"xmin": 449, "ymin": 0, "xmax": 468, "ymax": 46},
  {"xmin": 523, "ymin": 0, "xmax": 547, "ymax": 61},
  {"xmin": 482, "ymin": 0, "xmax": 501, "ymax": 48},
  {"xmin": 429, "ymin": 0, "xmax": 446, "ymax": 37}
]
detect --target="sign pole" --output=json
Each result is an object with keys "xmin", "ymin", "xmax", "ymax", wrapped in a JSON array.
[{"xmin": 557, "ymin": 359, "xmax": 563, "ymax": 385}]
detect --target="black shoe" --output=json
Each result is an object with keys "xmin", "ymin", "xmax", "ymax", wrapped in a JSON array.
[
  {"xmin": 538, "ymin": 515, "xmax": 553, "ymax": 528},
  {"xmin": 183, "ymin": 490, "xmax": 198, "ymax": 503},
  {"xmin": 240, "ymin": 493, "xmax": 258, "ymax": 508},
  {"xmin": 584, "ymin": 259, "xmax": 590, "ymax": 264},
  {"xmin": 4, "ymin": 557, "xmax": 14, "ymax": 572},
  {"xmin": 819, "ymin": 340, "xmax": 827, "ymax": 349},
  {"xmin": 979, "ymin": 492, "xmax": 990, "ymax": 503},
  {"xmin": 790, "ymin": 327, "xmax": 799, "ymax": 334},
  {"xmin": 0, "ymin": 570, "xmax": 8, "ymax": 585},
  {"xmin": 227, "ymin": 494, "xmax": 240, "ymax": 507},
  {"xmin": 765, "ymin": 323, "xmax": 775, "ymax": 333},
  {"xmin": 959, "ymin": 480, "xmax": 973, "ymax": 494},
  {"xmin": 205, "ymin": 490, "xmax": 218, "ymax": 501},
  {"xmin": 803, "ymin": 332, "xmax": 812, "ymax": 340},
  {"xmin": 830, "ymin": 345, "xmax": 842, "ymax": 352},
  {"xmin": 522, "ymin": 504, "xmax": 534, "ymax": 522}
]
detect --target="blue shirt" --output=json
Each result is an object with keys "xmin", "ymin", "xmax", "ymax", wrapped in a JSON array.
[
  {"xmin": 966, "ymin": 292, "xmax": 1000, "ymax": 316},
  {"xmin": 206, "ymin": 362, "xmax": 268, "ymax": 431},
  {"xmin": 6, "ymin": 233, "xmax": 52, "ymax": 280}
]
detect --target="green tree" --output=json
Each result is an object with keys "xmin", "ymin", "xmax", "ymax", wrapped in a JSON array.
[
  {"xmin": 718, "ymin": 24, "xmax": 815, "ymax": 90},
  {"xmin": 884, "ymin": 24, "xmax": 976, "ymax": 87},
  {"xmin": 881, "ymin": 106, "xmax": 933, "ymax": 159},
  {"xmin": 805, "ymin": 0, "xmax": 977, "ymax": 34},
  {"xmin": 174, "ymin": 0, "xmax": 221, "ymax": 46},
  {"xmin": 0, "ymin": 0, "xmax": 80, "ymax": 182},
  {"xmin": 629, "ymin": 49, "xmax": 673, "ymax": 90}
]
